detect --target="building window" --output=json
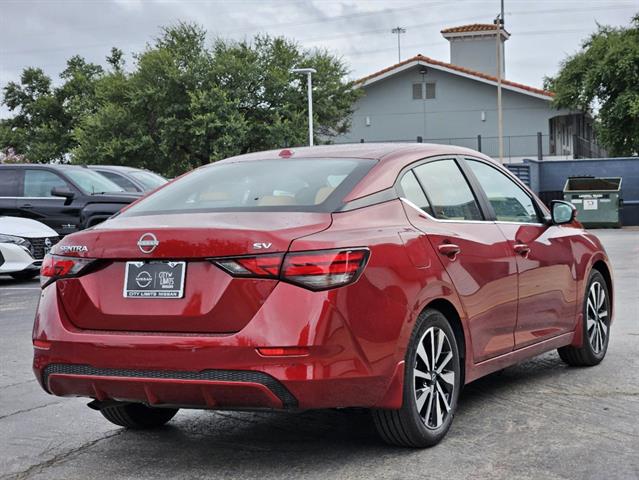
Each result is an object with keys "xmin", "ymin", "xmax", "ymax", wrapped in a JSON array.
[
  {"xmin": 425, "ymin": 82, "xmax": 436, "ymax": 99},
  {"xmin": 412, "ymin": 83, "xmax": 423, "ymax": 99},
  {"xmin": 412, "ymin": 82, "xmax": 436, "ymax": 99}
]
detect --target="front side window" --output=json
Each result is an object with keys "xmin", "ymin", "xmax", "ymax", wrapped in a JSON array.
[
  {"xmin": 413, "ymin": 160, "xmax": 482, "ymax": 221},
  {"xmin": 466, "ymin": 159, "xmax": 540, "ymax": 223},
  {"xmin": 64, "ymin": 169, "xmax": 124, "ymax": 194},
  {"xmin": 23, "ymin": 170, "xmax": 68, "ymax": 197},
  {"xmin": 120, "ymin": 158, "xmax": 375, "ymax": 216}
]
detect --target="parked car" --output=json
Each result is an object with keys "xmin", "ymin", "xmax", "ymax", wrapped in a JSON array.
[
  {"xmin": 87, "ymin": 165, "xmax": 168, "ymax": 193},
  {"xmin": 33, "ymin": 144, "xmax": 613, "ymax": 447},
  {"xmin": 0, "ymin": 164, "xmax": 141, "ymax": 236},
  {"xmin": 0, "ymin": 216, "xmax": 59, "ymax": 280}
]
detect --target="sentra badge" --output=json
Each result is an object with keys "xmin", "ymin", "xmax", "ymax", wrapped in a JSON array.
[{"xmin": 60, "ymin": 245, "xmax": 88, "ymax": 253}]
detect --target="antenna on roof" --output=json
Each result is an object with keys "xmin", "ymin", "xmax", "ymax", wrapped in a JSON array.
[{"xmin": 391, "ymin": 27, "xmax": 406, "ymax": 63}]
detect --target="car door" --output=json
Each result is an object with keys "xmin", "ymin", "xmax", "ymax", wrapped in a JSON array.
[
  {"xmin": 17, "ymin": 169, "xmax": 82, "ymax": 235},
  {"xmin": 462, "ymin": 158, "xmax": 578, "ymax": 348},
  {"xmin": 0, "ymin": 168, "xmax": 20, "ymax": 215},
  {"xmin": 399, "ymin": 158, "xmax": 519, "ymax": 363}
]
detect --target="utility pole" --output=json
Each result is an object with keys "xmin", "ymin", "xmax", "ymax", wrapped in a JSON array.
[
  {"xmin": 495, "ymin": 0, "xmax": 505, "ymax": 163},
  {"xmin": 291, "ymin": 67, "xmax": 317, "ymax": 146},
  {"xmin": 391, "ymin": 27, "xmax": 406, "ymax": 63}
]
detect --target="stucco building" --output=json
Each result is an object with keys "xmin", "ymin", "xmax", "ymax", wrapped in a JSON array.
[{"xmin": 338, "ymin": 24, "xmax": 605, "ymax": 160}]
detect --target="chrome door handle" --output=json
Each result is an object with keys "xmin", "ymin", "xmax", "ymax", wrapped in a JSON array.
[
  {"xmin": 513, "ymin": 243, "xmax": 531, "ymax": 256},
  {"xmin": 438, "ymin": 243, "xmax": 461, "ymax": 258}
]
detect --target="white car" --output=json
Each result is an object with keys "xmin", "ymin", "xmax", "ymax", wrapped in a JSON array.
[{"xmin": 0, "ymin": 216, "xmax": 59, "ymax": 280}]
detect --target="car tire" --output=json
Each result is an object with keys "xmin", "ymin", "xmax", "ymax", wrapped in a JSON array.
[
  {"xmin": 558, "ymin": 270, "xmax": 611, "ymax": 367},
  {"xmin": 100, "ymin": 403, "xmax": 178, "ymax": 429},
  {"xmin": 372, "ymin": 308, "xmax": 461, "ymax": 448},
  {"xmin": 10, "ymin": 270, "xmax": 39, "ymax": 281}
]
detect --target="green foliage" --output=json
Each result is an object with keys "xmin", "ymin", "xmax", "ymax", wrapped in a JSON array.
[
  {"xmin": 1, "ymin": 23, "xmax": 361, "ymax": 175},
  {"xmin": 545, "ymin": 14, "xmax": 639, "ymax": 156},
  {"xmin": 0, "ymin": 57, "xmax": 104, "ymax": 163}
]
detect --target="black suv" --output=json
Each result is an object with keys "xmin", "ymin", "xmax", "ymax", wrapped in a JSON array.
[{"xmin": 0, "ymin": 164, "xmax": 141, "ymax": 235}]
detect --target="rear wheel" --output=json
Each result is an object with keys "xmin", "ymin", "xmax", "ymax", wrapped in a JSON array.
[
  {"xmin": 10, "ymin": 270, "xmax": 39, "ymax": 281},
  {"xmin": 100, "ymin": 403, "xmax": 178, "ymax": 429},
  {"xmin": 558, "ymin": 270, "xmax": 611, "ymax": 366},
  {"xmin": 372, "ymin": 308, "xmax": 461, "ymax": 447}
]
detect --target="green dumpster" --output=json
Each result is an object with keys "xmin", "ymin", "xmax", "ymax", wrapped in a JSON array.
[{"xmin": 563, "ymin": 176, "xmax": 622, "ymax": 228}]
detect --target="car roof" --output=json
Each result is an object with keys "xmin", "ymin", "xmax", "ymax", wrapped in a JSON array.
[
  {"xmin": 88, "ymin": 165, "xmax": 141, "ymax": 173},
  {"xmin": 218, "ymin": 143, "xmax": 492, "ymax": 162},
  {"xmin": 0, "ymin": 163, "xmax": 87, "ymax": 170},
  {"xmin": 217, "ymin": 143, "xmax": 497, "ymax": 201}
]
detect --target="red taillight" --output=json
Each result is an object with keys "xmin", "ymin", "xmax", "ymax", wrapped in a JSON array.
[
  {"xmin": 212, "ymin": 248, "xmax": 369, "ymax": 291},
  {"xmin": 282, "ymin": 249, "xmax": 369, "ymax": 290},
  {"xmin": 215, "ymin": 254, "xmax": 283, "ymax": 278},
  {"xmin": 40, "ymin": 254, "xmax": 96, "ymax": 287}
]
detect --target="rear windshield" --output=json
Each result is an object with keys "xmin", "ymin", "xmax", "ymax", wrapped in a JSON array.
[{"xmin": 120, "ymin": 158, "xmax": 375, "ymax": 216}]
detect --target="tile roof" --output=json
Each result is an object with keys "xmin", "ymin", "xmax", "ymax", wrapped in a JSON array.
[
  {"xmin": 441, "ymin": 23, "xmax": 504, "ymax": 34},
  {"xmin": 356, "ymin": 54, "xmax": 554, "ymax": 98}
]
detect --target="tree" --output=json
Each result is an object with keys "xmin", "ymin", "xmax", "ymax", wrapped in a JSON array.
[
  {"xmin": 2, "ymin": 23, "xmax": 360, "ymax": 174},
  {"xmin": 72, "ymin": 24, "xmax": 361, "ymax": 176},
  {"xmin": 545, "ymin": 14, "xmax": 639, "ymax": 156},
  {"xmin": 0, "ymin": 56, "xmax": 103, "ymax": 163}
]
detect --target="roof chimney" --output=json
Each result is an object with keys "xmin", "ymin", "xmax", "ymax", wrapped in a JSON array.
[{"xmin": 441, "ymin": 23, "xmax": 509, "ymax": 77}]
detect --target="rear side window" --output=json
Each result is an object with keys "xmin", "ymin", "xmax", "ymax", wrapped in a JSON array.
[
  {"xmin": 129, "ymin": 171, "xmax": 167, "ymax": 190},
  {"xmin": 23, "ymin": 170, "xmax": 68, "ymax": 197},
  {"xmin": 0, "ymin": 169, "xmax": 19, "ymax": 196},
  {"xmin": 413, "ymin": 160, "xmax": 483, "ymax": 221},
  {"xmin": 399, "ymin": 171, "xmax": 431, "ymax": 213},
  {"xmin": 466, "ymin": 159, "xmax": 540, "ymax": 223},
  {"xmin": 98, "ymin": 171, "xmax": 139, "ymax": 192},
  {"xmin": 120, "ymin": 158, "xmax": 375, "ymax": 216}
]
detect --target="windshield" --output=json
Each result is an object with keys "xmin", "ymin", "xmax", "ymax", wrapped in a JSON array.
[
  {"xmin": 65, "ymin": 169, "xmax": 125, "ymax": 194},
  {"xmin": 120, "ymin": 158, "xmax": 375, "ymax": 216},
  {"xmin": 129, "ymin": 170, "xmax": 168, "ymax": 190}
]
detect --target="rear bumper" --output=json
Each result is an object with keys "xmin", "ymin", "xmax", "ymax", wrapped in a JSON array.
[
  {"xmin": 43, "ymin": 364, "xmax": 297, "ymax": 409},
  {"xmin": 33, "ymin": 281, "xmax": 406, "ymax": 410}
]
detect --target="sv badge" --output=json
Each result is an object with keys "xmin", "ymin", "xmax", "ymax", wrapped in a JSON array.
[{"xmin": 253, "ymin": 242, "xmax": 273, "ymax": 250}]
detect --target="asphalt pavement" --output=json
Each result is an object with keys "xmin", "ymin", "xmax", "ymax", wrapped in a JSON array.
[{"xmin": 1, "ymin": 229, "xmax": 638, "ymax": 480}]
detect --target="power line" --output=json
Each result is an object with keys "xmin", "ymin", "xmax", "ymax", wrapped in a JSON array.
[{"xmin": 1, "ymin": 2, "xmax": 635, "ymax": 57}]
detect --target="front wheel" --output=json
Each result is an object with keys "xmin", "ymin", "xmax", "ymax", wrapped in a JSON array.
[
  {"xmin": 372, "ymin": 308, "xmax": 461, "ymax": 447},
  {"xmin": 100, "ymin": 403, "xmax": 178, "ymax": 429},
  {"xmin": 558, "ymin": 270, "xmax": 611, "ymax": 366}
]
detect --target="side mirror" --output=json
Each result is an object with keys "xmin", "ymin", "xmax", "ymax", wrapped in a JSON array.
[
  {"xmin": 51, "ymin": 187, "xmax": 75, "ymax": 205},
  {"xmin": 551, "ymin": 200, "xmax": 576, "ymax": 225}
]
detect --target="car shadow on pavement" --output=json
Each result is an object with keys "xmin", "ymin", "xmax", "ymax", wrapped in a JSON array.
[{"xmin": 48, "ymin": 353, "xmax": 577, "ymax": 476}]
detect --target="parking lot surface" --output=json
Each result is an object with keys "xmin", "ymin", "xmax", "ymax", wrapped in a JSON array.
[{"xmin": 1, "ymin": 229, "xmax": 638, "ymax": 480}]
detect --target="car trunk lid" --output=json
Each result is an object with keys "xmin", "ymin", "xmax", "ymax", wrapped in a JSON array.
[{"xmin": 54, "ymin": 212, "xmax": 331, "ymax": 334}]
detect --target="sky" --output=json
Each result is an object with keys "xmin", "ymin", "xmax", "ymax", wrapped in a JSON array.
[{"xmin": 0, "ymin": 0, "xmax": 637, "ymax": 118}]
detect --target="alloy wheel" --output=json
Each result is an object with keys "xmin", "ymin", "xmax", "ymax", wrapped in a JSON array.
[
  {"xmin": 587, "ymin": 281, "xmax": 609, "ymax": 354},
  {"xmin": 413, "ymin": 326, "xmax": 456, "ymax": 429}
]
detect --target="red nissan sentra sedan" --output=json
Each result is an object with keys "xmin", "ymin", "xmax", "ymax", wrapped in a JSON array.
[{"xmin": 33, "ymin": 144, "xmax": 613, "ymax": 447}]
